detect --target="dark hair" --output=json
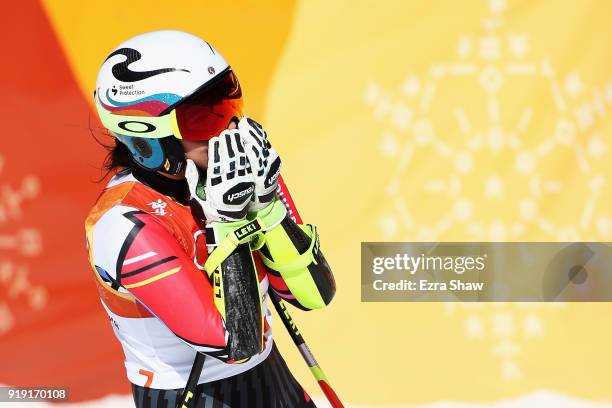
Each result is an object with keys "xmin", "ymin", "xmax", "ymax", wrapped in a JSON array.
[
  {"xmin": 95, "ymin": 137, "xmax": 134, "ymax": 182},
  {"xmin": 89, "ymin": 109, "xmax": 134, "ymax": 181},
  {"xmin": 104, "ymin": 140, "xmax": 133, "ymax": 172}
]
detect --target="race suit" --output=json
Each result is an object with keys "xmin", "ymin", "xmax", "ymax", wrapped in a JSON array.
[{"xmin": 84, "ymin": 168, "xmax": 334, "ymax": 407}]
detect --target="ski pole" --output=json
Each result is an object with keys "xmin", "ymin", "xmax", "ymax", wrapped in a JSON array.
[
  {"xmin": 275, "ymin": 175, "xmax": 344, "ymax": 407},
  {"xmin": 176, "ymin": 352, "xmax": 205, "ymax": 408},
  {"xmin": 269, "ymin": 291, "xmax": 345, "ymax": 408}
]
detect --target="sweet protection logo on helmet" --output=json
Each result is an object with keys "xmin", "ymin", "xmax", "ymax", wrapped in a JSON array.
[{"xmin": 105, "ymin": 47, "xmax": 190, "ymax": 82}]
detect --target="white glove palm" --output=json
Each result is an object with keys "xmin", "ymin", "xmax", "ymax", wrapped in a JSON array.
[
  {"xmin": 186, "ymin": 130, "xmax": 254, "ymax": 223},
  {"xmin": 237, "ymin": 117, "xmax": 281, "ymax": 212}
]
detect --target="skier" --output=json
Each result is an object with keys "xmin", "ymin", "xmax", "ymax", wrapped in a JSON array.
[{"xmin": 85, "ymin": 30, "xmax": 336, "ymax": 408}]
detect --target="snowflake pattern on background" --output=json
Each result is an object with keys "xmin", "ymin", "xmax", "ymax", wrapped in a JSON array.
[
  {"xmin": 365, "ymin": 0, "xmax": 611, "ymax": 242},
  {"xmin": 444, "ymin": 302, "xmax": 565, "ymax": 380},
  {"xmin": 0, "ymin": 154, "xmax": 47, "ymax": 335},
  {"xmin": 364, "ymin": 0, "xmax": 610, "ymax": 380}
]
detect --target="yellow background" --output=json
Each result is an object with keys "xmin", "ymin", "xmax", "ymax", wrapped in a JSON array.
[{"xmin": 42, "ymin": 0, "xmax": 612, "ymax": 404}]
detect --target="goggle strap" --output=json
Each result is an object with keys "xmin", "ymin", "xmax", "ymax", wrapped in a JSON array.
[
  {"xmin": 94, "ymin": 97, "xmax": 173, "ymax": 139},
  {"xmin": 169, "ymin": 109, "xmax": 183, "ymax": 140}
]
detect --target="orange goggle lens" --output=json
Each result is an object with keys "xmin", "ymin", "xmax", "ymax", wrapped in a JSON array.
[{"xmin": 173, "ymin": 69, "xmax": 243, "ymax": 141}]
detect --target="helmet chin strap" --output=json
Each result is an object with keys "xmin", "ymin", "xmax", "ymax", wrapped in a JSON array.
[
  {"xmin": 155, "ymin": 169, "xmax": 186, "ymax": 180},
  {"xmin": 158, "ymin": 136, "xmax": 186, "ymax": 175},
  {"xmin": 131, "ymin": 163, "xmax": 190, "ymax": 204}
]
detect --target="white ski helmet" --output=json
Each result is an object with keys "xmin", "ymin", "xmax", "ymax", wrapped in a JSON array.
[{"xmin": 94, "ymin": 30, "xmax": 243, "ymax": 174}]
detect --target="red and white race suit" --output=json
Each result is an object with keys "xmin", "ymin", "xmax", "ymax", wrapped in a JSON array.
[{"xmin": 84, "ymin": 171, "xmax": 299, "ymax": 389}]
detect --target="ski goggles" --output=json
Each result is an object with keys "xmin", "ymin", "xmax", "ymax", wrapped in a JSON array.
[{"xmin": 95, "ymin": 68, "xmax": 243, "ymax": 141}]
